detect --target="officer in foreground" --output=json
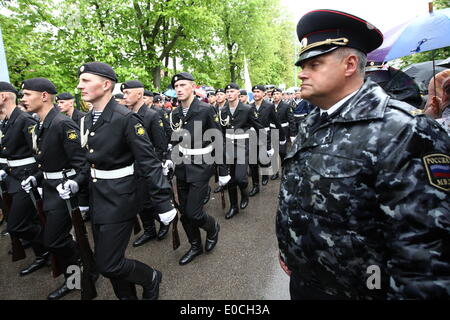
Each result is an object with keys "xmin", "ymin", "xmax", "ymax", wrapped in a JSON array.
[{"xmin": 276, "ymin": 9, "xmax": 450, "ymax": 299}]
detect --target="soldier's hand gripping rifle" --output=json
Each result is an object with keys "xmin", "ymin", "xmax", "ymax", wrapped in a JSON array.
[
  {"xmin": 24, "ymin": 168, "xmax": 62, "ymax": 278},
  {"xmin": 61, "ymin": 169, "xmax": 97, "ymax": 300},
  {"xmin": 167, "ymin": 168, "xmax": 180, "ymax": 250},
  {"xmin": 0, "ymin": 180, "xmax": 26, "ymax": 261}
]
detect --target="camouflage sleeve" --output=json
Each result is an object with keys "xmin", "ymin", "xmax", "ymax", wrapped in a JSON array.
[{"xmin": 375, "ymin": 115, "xmax": 450, "ymax": 299}]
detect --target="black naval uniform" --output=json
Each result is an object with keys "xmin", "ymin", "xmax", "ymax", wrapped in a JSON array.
[
  {"xmin": 169, "ymin": 98, "xmax": 228, "ymax": 265},
  {"xmin": 219, "ymin": 101, "xmax": 265, "ymax": 219},
  {"xmin": 249, "ymin": 100, "xmax": 285, "ymax": 190},
  {"xmin": 81, "ymin": 98, "xmax": 174, "ymax": 299},
  {"xmin": 2, "ymin": 108, "xmax": 48, "ymax": 269},
  {"xmin": 31, "ymin": 107, "xmax": 88, "ymax": 295},
  {"xmin": 71, "ymin": 108, "xmax": 86, "ymax": 126},
  {"xmin": 133, "ymin": 104, "xmax": 170, "ymax": 247},
  {"xmin": 151, "ymin": 104, "xmax": 172, "ymax": 141}
]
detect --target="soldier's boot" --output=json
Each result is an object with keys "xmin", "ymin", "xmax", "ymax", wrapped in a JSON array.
[
  {"xmin": 20, "ymin": 250, "xmax": 50, "ymax": 277},
  {"xmin": 124, "ymin": 261, "xmax": 162, "ymax": 300},
  {"xmin": 179, "ymin": 218, "xmax": 203, "ymax": 265},
  {"xmin": 261, "ymin": 175, "xmax": 269, "ymax": 186},
  {"xmin": 248, "ymin": 184, "xmax": 260, "ymax": 197},
  {"xmin": 201, "ymin": 214, "xmax": 220, "ymax": 252},
  {"xmin": 239, "ymin": 186, "xmax": 249, "ymax": 210},
  {"xmin": 225, "ymin": 187, "xmax": 239, "ymax": 220},
  {"xmin": 47, "ymin": 272, "xmax": 75, "ymax": 300},
  {"xmin": 132, "ymin": 211, "xmax": 157, "ymax": 248},
  {"xmin": 110, "ymin": 278, "xmax": 138, "ymax": 300},
  {"xmin": 213, "ymin": 185, "xmax": 223, "ymax": 193},
  {"xmin": 203, "ymin": 185, "xmax": 211, "ymax": 205},
  {"xmin": 270, "ymin": 172, "xmax": 279, "ymax": 180},
  {"xmin": 157, "ymin": 221, "xmax": 170, "ymax": 240}
]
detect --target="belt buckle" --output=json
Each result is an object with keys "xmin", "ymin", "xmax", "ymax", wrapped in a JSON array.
[{"xmin": 92, "ymin": 168, "xmax": 97, "ymax": 179}]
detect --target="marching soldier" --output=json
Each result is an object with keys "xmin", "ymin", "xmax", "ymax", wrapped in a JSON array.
[
  {"xmin": 249, "ymin": 85, "xmax": 285, "ymax": 195},
  {"xmin": 20, "ymin": 78, "xmax": 87, "ymax": 300},
  {"xmin": 169, "ymin": 72, "xmax": 230, "ymax": 265},
  {"xmin": 291, "ymin": 88, "xmax": 313, "ymax": 136},
  {"xmin": 215, "ymin": 88, "xmax": 227, "ymax": 110},
  {"xmin": 143, "ymin": 90, "xmax": 154, "ymax": 106},
  {"xmin": 239, "ymin": 90, "xmax": 249, "ymax": 104},
  {"xmin": 75, "ymin": 62, "xmax": 176, "ymax": 300},
  {"xmin": 0, "ymin": 82, "xmax": 49, "ymax": 276},
  {"xmin": 207, "ymin": 92, "xmax": 217, "ymax": 106},
  {"xmin": 219, "ymin": 83, "xmax": 266, "ymax": 219},
  {"xmin": 151, "ymin": 95, "xmax": 172, "ymax": 142},
  {"xmin": 121, "ymin": 80, "xmax": 171, "ymax": 247},
  {"xmin": 270, "ymin": 88, "xmax": 296, "ymax": 180}
]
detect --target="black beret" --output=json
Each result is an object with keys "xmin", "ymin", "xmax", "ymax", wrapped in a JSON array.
[
  {"xmin": 113, "ymin": 93, "xmax": 124, "ymax": 99},
  {"xmin": 207, "ymin": 91, "xmax": 216, "ymax": 97},
  {"xmin": 56, "ymin": 92, "xmax": 74, "ymax": 102},
  {"xmin": 215, "ymin": 88, "xmax": 225, "ymax": 94},
  {"xmin": 0, "ymin": 82, "xmax": 18, "ymax": 95},
  {"xmin": 273, "ymin": 88, "xmax": 283, "ymax": 93},
  {"xmin": 225, "ymin": 83, "xmax": 240, "ymax": 91},
  {"xmin": 78, "ymin": 62, "xmax": 118, "ymax": 82},
  {"xmin": 21, "ymin": 78, "xmax": 57, "ymax": 94},
  {"xmin": 121, "ymin": 80, "xmax": 144, "ymax": 92},
  {"xmin": 240, "ymin": 90, "xmax": 247, "ymax": 96},
  {"xmin": 144, "ymin": 90, "xmax": 154, "ymax": 97},
  {"xmin": 295, "ymin": 9, "xmax": 383, "ymax": 66},
  {"xmin": 171, "ymin": 72, "xmax": 195, "ymax": 87},
  {"xmin": 252, "ymin": 85, "xmax": 266, "ymax": 92},
  {"xmin": 153, "ymin": 95, "xmax": 163, "ymax": 103}
]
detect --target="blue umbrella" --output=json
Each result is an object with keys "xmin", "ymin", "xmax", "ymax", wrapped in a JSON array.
[
  {"xmin": 163, "ymin": 89, "xmax": 177, "ymax": 98},
  {"xmin": 368, "ymin": 8, "xmax": 450, "ymax": 62}
]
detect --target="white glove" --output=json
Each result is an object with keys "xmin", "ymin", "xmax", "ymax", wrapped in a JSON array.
[
  {"xmin": 290, "ymin": 136, "xmax": 296, "ymax": 143},
  {"xmin": 167, "ymin": 144, "xmax": 173, "ymax": 152},
  {"xmin": 163, "ymin": 159, "xmax": 174, "ymax": 170},
  {"xmin": 267, "ymin": 148, "xmax": 275, "ymax": 158},
  {"xmin": 56, "ymin": 180, "xmax": 79, "ymax": 200},
  {"xmin": 280, "ymin": 140, "xmax": 287, "ymax": 145},
  {"xmin": 159, "ymin": 208, "xmax": 177, "ymax": 225},
  {"xmin": 21, "ymin": 176, "xmax": 37, "ymax": 193},
  {"xmin": 218, "ymin": 175, "xmax": 231, "ymax": 187},
  {"xmin": 0, "ymin": 170, "xmax": 7, "ymax": 181},
  {"xmin": 162, "ymin": 163, "xmax": 169, "ymax": 176}
]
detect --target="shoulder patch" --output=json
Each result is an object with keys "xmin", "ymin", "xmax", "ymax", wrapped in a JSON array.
[
  {"xmin": 164, "ymin": 113, "xmax": 169, "ymax": 119},
  {"xmin": 28, "ymin": 125, "xmax": 36, "ymax": 134},
  {"xmin": 214, "ymin": 115, "xmax": 219, "ymax": 123},
  {"xmin": 135, "ymin": 123, "xmax": 145, "ymax": 136},
  {"xmin": 422, "ymin": 153, "xmax": 450, "ymax": 192},
  {"xmin": 254, "ymin": 111, "xmax": 258, "ymax": 118},
  {"xmin": 66, "ymin": 129, "xmax": 78, "ymax": 141},
  {"xmin": 159, "ymin": 120, "xmax": 164, "ymax": 127}
]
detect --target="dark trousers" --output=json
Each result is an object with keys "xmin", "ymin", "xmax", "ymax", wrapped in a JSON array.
[
  {"xmin": 6, "ymin": 190, "xmax": 46, "ymax": 256},
  {"xmin": 176, "ymin": 178, "xmax": 208, "ymax": 227},
  {"xmin": 229, "ymin": 163, "xmax": 248, "ymax": 190}
]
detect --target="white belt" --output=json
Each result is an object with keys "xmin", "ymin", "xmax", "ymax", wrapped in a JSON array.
[
  {"xmin": 226, "ymin": 133, "xmax": 250, "ymax": 140},
  {"xmin": 90, "ymin": 164, "xmax": 134, "ymax": 180},
  {"xmin": 179, "ymin": 144, "xmax": 213, "ymax": 156},
  {"xmin": 294, "ymin": 114, "xmax": 306, "ymax": 118},
  {"xmin": 270, "ymin": 122, "xmax": 289, "ymax": 128},
  {"xmin": 0, "ymin": 158, "xmax": 7, "ymax": 164},
  {"xmin": 264, "ymin": 127, "xmax": 270, "ymax": 131},
  {"xmin": 7, "ymin": 157, "xmax": 36, "ymax": 167},
  {"xmin": 43, "ymin": 169, "xmax": 76, "ymax": 180}
]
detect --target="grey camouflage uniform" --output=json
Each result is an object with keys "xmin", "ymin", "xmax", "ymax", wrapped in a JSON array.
[{"xmin": 276, "ymin": 79, "xmax": 450, "ymax": 299}]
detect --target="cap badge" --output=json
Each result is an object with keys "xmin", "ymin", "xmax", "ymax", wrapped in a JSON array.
[{"xmin": 80, "ymin": 66, "xmax": 85, "ymax": 72}]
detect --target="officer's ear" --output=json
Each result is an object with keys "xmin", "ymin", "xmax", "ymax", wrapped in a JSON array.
[
  {"xmin": 41, "ymin": 92, "xmax": 52, "ymax": 103},
  {"xmin": 343, "ymin": 54, "xmax": 359, "ymax": 78}
]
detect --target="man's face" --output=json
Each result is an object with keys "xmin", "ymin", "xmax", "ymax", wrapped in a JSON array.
[
  {"xmin": 226, "ymin": 89, "xmax": 240, "ymax": 103},
  {"xmin": 273, "ymin": 92, "xmax": 282, "ymax": 104},
  {"xmin": 77, "ymin": 73, "xmax": 110, "ymax": 103},
  {"xmin": 295, "ymin": 91, "xmax": 302, "ymax": 99},
  {"xmin": 21, "ymin": 89, "xmax": 45, "ymax": 113},
  {"xmin": 58, "ymin": 99, "xmax": 74, "ymax": 113},
  {"xmin": 174, "ymin": 80, "xmax": 195, "ymax": 102},
  {"xmin": 143, "ymin": 96, "xmax": 153, "ymax": 105},
  {"xmin": 208, "ymin": 95, "xmax": 217, "ymax": 105},
  {"xmin": 123, "ymin": 88, "xmax": 142, "ymax": 107},
  {"xmin": 154, "ymin": 100, "xmax": 163, "ymax": 109},
  {"xmin": 216, "ymin": 92, "xmax": 226, "ymax": 104},
  {"xmin": 239, "ymin": 95, "xmax": 247, "ymax": 103},
  {"xmin": 252, "ymin": 89, "xmax": 265, "ymax": 102},
  {"xmin": 298, "ymin": 52, "xmax": 345, "ymax": 105}
]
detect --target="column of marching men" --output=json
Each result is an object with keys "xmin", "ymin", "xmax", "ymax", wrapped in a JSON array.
[{"xmin": 0, "ymin": 63, "xmax": 304, "ymax": 300}]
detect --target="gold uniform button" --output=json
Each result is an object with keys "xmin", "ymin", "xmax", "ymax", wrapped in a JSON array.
[
  {"xmin": 91, "ymin": 164, "xmax": 95, "ymax": 168},
  {"xmin": 38, "ymin": 151, "xmax": 42, "ymax": 155},
  {"xmin": 89, "ymin": 149, "xmax": 94, "ymax": 153},
  {"xmin": 93, "ymin": 178, "xmax": 97, "ymax": 183},
  {"xmin": 38, "ymin": 164, "xmax": 41, "ymax": 168},
  {"xmin": 90, "ymin": 132, "xmax": 95, "ymax": 137},
  {"xmin": 2, "ymin": 147, "xmax": 5, "ymax": 150}
]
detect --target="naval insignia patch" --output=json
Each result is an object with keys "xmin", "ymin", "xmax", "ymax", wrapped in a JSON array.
[
  {"xmin": 135, "ymin": 123, "xmax": 145, "ymax": 136},
  {"xmin": 28, "ymin": 125, "xmax": 35, "ymax": 134},
  {"xmin": 422, "ymin": 153, "xmax": 450, "ymax": 192},
  {"xmin": 214, "ymin": 115, "xmax": 219, "ymax": 123},
  {"xmin": 67, "ymin": 129, "xmax": 78, "ymax": 140},
  {"xmin": 159, "ymin": 120, "xmax": 164, "ymax": 127}
]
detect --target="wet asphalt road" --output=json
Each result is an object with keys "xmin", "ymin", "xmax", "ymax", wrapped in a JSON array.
[{"xmin": 0, "ymin": 177, "xmax": 290, "ymax": 300}]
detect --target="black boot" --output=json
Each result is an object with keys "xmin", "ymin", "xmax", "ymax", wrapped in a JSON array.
[
  {"xmin": 203, "ymin": 185, "xmax": 211, "ymax": 205},
  {"xmin": 179, "ymin": 217, "xmax": 203, "ymax": 265},
  {"xmin": 124, "ymin": 261, "xmax": 162, "ymax": 300},
  {"xmin": 225, "ymin": 187, "xmax": 239, "ymax": 219},
  {"xmin": 110, "ymin": 278, "xmax": 138, "ymax": 300},
  {"xmin": 133, "ymin": 212, "xmax": 157, "ymax": 248},
  {"xmin": 239, "ymin": 186, "xmax": 249, "ymax": 210},
  {"xmin": 249, "ymin": 184, "xmax": 260, "ymax": 197},
  {"xmin": 157, "ymin": 222, "xmax": 169, "ymax": 240},
  {"xmin": 201, "ymin": 215, "xmax": 220, "ymax": 252},
  {"xmin": 262, "ymin": 175, "xmax": 269, "ymax": 186},
  {"xmin": 270, "ymin": 172, "xmax": 279, "ymax": 180},
  {"xmin": 47, "ymin": 272, "xmax": 75, "ymax": 300},
  {"xmin": 20, "ymin": 251, "xmax": 50, "ymax": 276}
]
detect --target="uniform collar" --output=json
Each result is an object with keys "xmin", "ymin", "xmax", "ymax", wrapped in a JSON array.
[
  {"xmin": 137, "ymin": 103, "xmax": 148, "ymax": 116},
  {"xmin": 42, "ymin": 106, "xmax": 60, "ymax": 128},
  {"xmin": 319, "ymin": 90, "xmax": 358, "ymax": 116}
]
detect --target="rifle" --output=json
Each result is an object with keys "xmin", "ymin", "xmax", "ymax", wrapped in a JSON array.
[
  {"xmin": 0, "ymin": 180, "xmax": 26, "ymax": 262},
  {"xmin": 220, "ymin": 187, "xmax": 226, "ymax": 210},
  {"xmin": 61, "ymin": 169, "xmax": 97, "ymax": 300},
  {"xmin": 167, "ymin": 169, "xmax": 180, "ymax": 250},
  {"xmin": 24, "ymin": 169, "xmax": 63, "ymax": 278}
]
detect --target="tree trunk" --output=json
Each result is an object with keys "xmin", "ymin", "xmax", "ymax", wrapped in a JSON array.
[{"xmin": 152, "ymin": 66, "xmax": 161, "ymax": 90}]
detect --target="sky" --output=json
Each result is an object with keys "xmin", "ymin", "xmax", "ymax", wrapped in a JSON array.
[{"xmin": 280, "ymin": 0, "xmax": 432, "ymax": 33}]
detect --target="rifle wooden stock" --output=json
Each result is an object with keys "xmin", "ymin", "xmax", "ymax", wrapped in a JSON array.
[
  {"xmin": 62, "ymin": 169, "xmax": 97, "ymax": 300},
  {"xmin": 168, "ymin": 172, "xmax": 180, "ymax": 250},
  {"xmin": 220, "ymin": 188, "xmax": 226, "ymax": 210},
  {"xmin": 0, "ymin": 182, "xmax": 26, "ymax": 262}
]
